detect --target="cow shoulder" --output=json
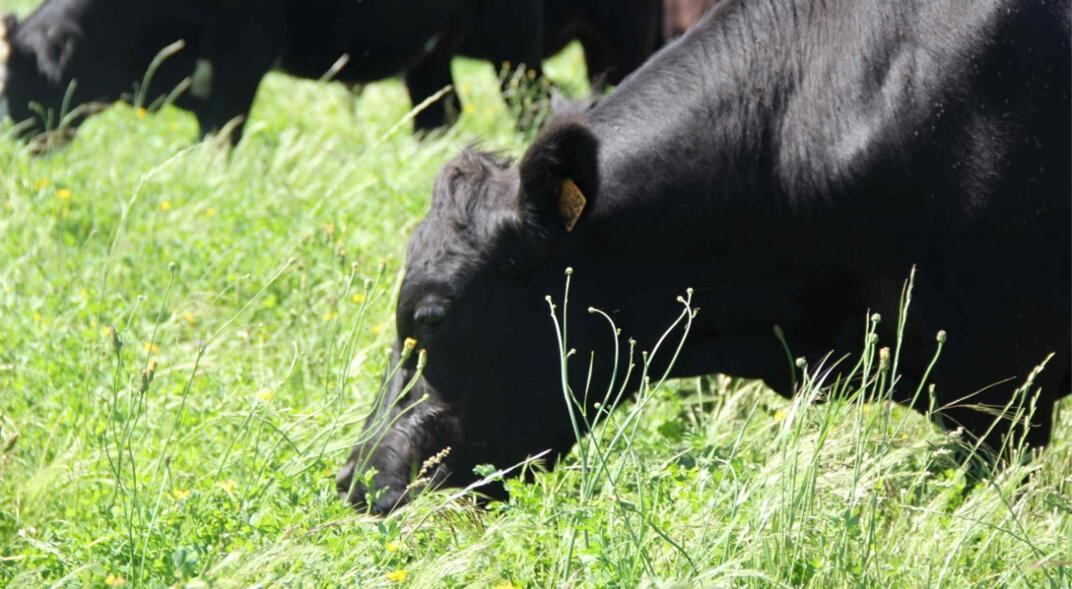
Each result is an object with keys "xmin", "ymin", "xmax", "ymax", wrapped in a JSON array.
[{"xmin": 777, "ymin": 0, "xmax": 1020, "ymax": 199}]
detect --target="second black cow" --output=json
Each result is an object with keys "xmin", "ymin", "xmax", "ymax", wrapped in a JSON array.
[{"xmin": 0, "ymin": 0, "xmax": 661, "ymax": 143}]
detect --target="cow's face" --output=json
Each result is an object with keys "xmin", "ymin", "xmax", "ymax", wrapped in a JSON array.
[
  {"xmin": 0, "ymin": 10, "xmax": 155, "ymax": 142},
  {"xmin": 0, "ymin": 13, "xmax": 83, "ymax": 136},
  {"xmin": 338, "ymin": 119, "xmax": 602, "ymax": 513}
]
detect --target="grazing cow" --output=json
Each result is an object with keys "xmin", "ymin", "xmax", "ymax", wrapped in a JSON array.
[
  {"xmin": 0, "ymin": 0, "xmax": 661, "ymax": 144},
  {"xmin": 338, "ymin": 0, "xmax": 1070, "ymax": 513},
  {"xmin": 663, "ymin": 0, "xmax": 719, "ymax": 39}
]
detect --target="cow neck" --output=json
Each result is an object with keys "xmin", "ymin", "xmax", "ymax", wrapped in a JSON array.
[{"xmin": 576, "ymin": 0, "xmax": 800, "ymax": 287}]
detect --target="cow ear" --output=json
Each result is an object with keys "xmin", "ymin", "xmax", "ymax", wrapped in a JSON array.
[{"xmin": 518, "ymin": 116, "xmax": 599, "ymax": 233}]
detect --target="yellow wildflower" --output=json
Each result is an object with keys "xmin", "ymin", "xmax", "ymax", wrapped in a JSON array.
[
  {"xmin": 773, "ymin": 409, "xmax": 789, "ymax": 423},
  {"xmin": 385, "ymin": 541, "xmax": 402, "ymax": 553},
  {"xmin": 206, "ymin": 207, "xmax": 218, "ymax": 218},
  {"xmin": 371, "ymin": 322, "xmax": 386, "ymax": 335},
  {"xmin": 351, "ymin": 293, "xmax": 366, "ymax": 305},
  {"xmin": 386, "ymin": 570, "xmax": 409, "ymax": 583},
  {"xmin": 403, "ymin": 337, "xmax": 417, "ymax": 352},
  {"xmin": 143, "ymin": 342, "xmax": 160, "ymax": 354},
  {"xmin": 160, "ymin": 200, "xmax": 172, "ymax": 212},
  {"xmin": 217, "ymin": 479, "xmax": 237, "ymax": 494},
  {"xmin": 464, "ymin": 103, "xmax": 476, "ymax": 115},
  {"xmin": 323, "ymin": 311, "xmax": 338, "ymax": 322},
  {"xmin": 56, "ymin": 188, "xmax": 71, "ymax": 200},
  {"xmin": 256, "ymin": 389, "xmax": 273, "ymax": 403},
  {"xmin": 101, "ymin": 326, "xmax": 114, "ymax": 338},
  {"xmin": 135, "ymin": 107, "xmax": 148, "ymax": 119},
  {"xmin": 171, "ymin": 488, "xmax": 191, "ymax": 500},
  {"xmin": 494, "ymin": 583, "xmax": 521, "ymax": 589},
  {"xmin": 182, "ymin": 312, "xmax": 197, "ymax": 325},
  {"xmin": 35, "ymin": 177, "xmax": 50, "ymax": 190},
  {"xmin": 32, "ymin": 312, "xmax": 43, "ymax": 323},
  {"xmin": 104, "ymin": 574, "xmax": 127, "ymax": 587}
]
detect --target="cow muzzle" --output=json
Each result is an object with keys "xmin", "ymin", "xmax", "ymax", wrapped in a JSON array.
[{"xmin": 336, "ymin": 349, "xmax": 461, "ymax": 513}]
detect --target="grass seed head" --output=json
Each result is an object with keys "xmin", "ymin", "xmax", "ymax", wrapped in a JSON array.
[{"xmin": 418, "ymin": 447, "xmax": 451, "ymax": 479}]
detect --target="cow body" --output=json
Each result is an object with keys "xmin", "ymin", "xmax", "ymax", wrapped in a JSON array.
[
  {"xmin": 575, "ymin": 0, "xmax": 1071, "ymax": 407},
  {"xmin": 0, "ymin": 0, "xmax": 661, "ymax": 143},
  {"xmin": 1, "ymin": 0, "xmax": 470, "ymax": 140},
  {"xmin": 336, "ymin": 0, "xmax": 1070, "ymax": 513}
]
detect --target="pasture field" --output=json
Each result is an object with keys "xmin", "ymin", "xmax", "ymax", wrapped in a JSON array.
[{"xmin": 0, "ymin": 24, "xmax": 1070, "ymax": 589}]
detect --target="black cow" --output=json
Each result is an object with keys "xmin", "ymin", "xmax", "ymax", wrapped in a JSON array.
[
  {"xmin": 338, "ymin": 0, "xmax": 1071, "ymax": 513},
  {"xmin": 0, "ymin": 0, "xmax": 661, "ymax": 144}
]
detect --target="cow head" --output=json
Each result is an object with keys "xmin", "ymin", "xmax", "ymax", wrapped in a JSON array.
[
  {"xmin": 0, "ymin": 12, "xmax": 86, "ymax": 136},
  {"xmin": 0, "ymin": 6, "xmax": 200, "ymax": 143},
  {"xmin": 337, "ymin": 118, "xmax": 609, "ymax": 512}
]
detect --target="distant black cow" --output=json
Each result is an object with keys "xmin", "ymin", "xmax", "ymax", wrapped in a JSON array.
[
  {"xmin": 0, "ymin": 0, "xmax": 661, "ymax": 144},
  {"xmin": 337, "ymin": 0, "xmax": 1071, "ymax": 513}
]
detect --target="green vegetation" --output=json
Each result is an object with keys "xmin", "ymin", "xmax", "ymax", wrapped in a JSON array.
[{"xmin": 0, "ymin": 36, "xmax": 1068, "ymax": 588}]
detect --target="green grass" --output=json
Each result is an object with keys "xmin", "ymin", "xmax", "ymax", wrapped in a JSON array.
[{"xmin": 0, "ymin": 40, "xmax": 1069, "ymax": 588}]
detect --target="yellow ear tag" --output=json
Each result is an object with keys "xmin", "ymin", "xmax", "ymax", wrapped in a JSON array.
[{"xmin": 559, "ymin": 179, "xmax": 587, "ymax": 232}]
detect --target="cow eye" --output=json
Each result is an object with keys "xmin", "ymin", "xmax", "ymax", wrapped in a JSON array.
[{"xmin": 414, "ymin": 304, "xmax": 447, "ymax": 328}]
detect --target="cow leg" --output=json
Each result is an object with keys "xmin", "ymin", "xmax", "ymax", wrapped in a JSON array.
[
  {"xmin": 579, "ymin": 0, "xmax": 662, "ymax": 88},
  {"xmin": 194, "ymin": 6, "xmax": 283, "ymax": 144},
  {"xmin": 405, "ymin": 29, "xmax": 460, "ymax": 132},
  {"xmin": 193, "ymin": 73, "xmax": 265, "ymax": 144},
  {"xmin": 194, "ymin": 40, "xmax": 275, "ymax": 144},
  {"xmin": 474, "ymin": 1, "xmax": 546, "ymax": 94},
  {"xmin": 578, "ymin": 34, "xmax": 612, "ymax": 88}
]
